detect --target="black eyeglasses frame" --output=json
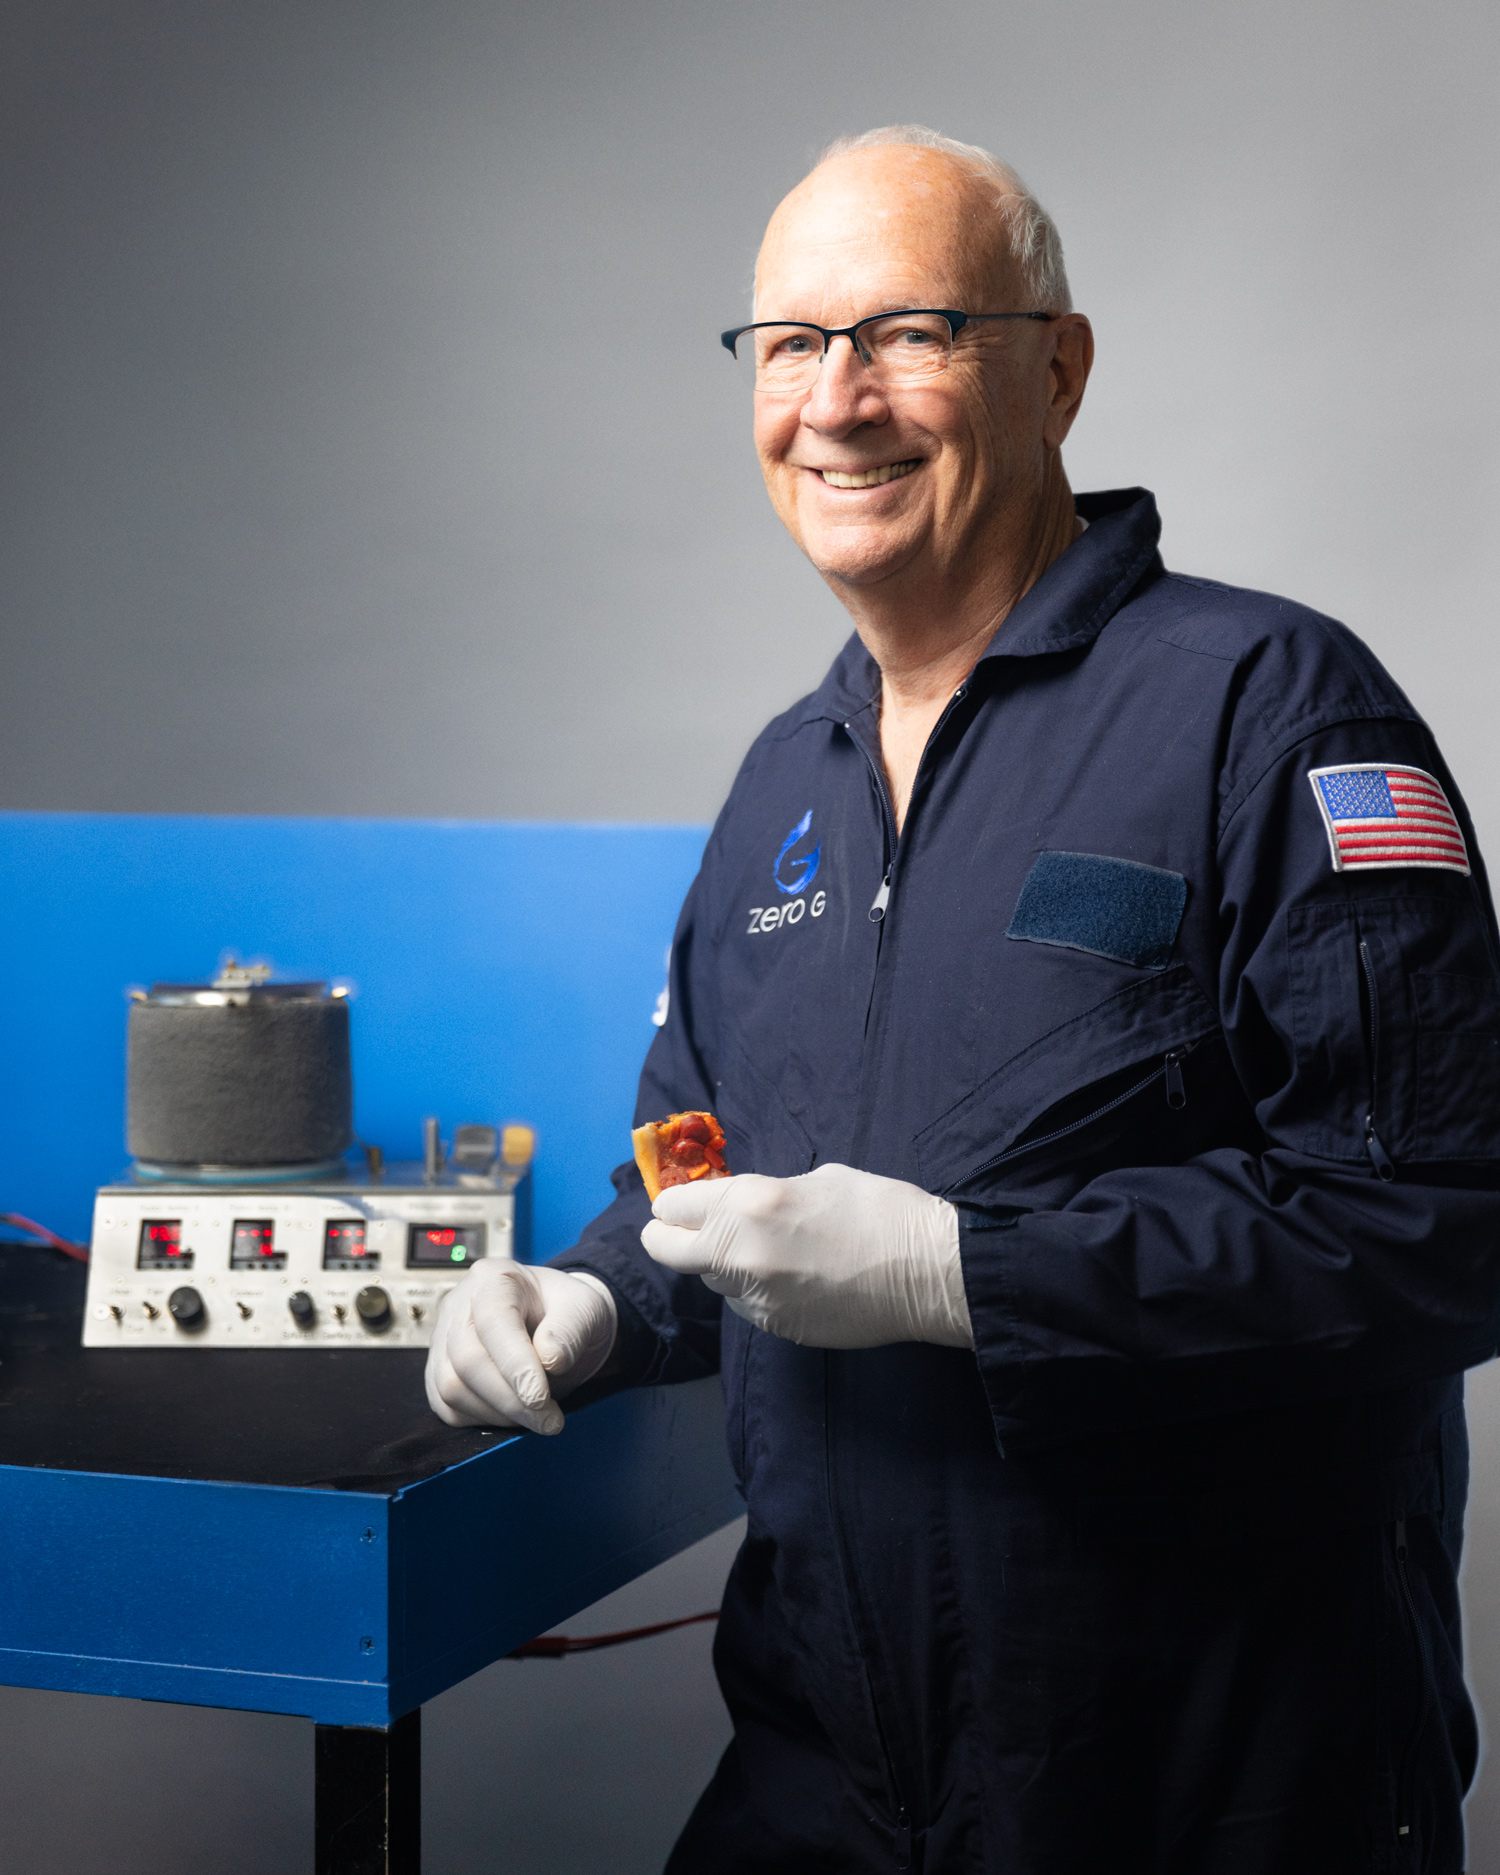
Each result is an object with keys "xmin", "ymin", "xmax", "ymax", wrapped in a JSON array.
[{"xmin": 719, "ymin": 307, "xmax": 1057, "ymax": 363}]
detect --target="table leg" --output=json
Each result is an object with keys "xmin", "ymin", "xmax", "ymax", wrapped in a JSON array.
[{"xmin": 315, "ymin": 1708, "xmax": 421, "ymax": 1874}]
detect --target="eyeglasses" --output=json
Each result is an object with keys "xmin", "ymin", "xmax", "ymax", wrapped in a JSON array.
[{"xmin": 720, "ymin": 308, "xmax": 1056, "ymax": 393}]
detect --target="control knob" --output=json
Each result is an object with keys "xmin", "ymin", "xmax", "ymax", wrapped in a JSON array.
[
  {"xmin": 355, "ymin": 1286, "xmax": 392, "ymax": 1331},
  {"xmin": 168, "ymin": 1286, "xmax": 205, "ymax": 1330},
  {"xmin": 288, "ymin": 1291, "xmax": 316, "ymax": 1327}
]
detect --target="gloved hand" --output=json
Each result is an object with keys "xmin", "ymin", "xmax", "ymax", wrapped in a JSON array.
[
  {"xmin": 641, "ymin": 1164, "xmax": 972, "ymax": 1350},
  {"xmin": 424, "ymin": 1261, "xmax": 618, "ymax": 1434}
]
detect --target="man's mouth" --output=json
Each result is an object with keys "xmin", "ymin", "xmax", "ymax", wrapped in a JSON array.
[{"xmin": 816, "ymin": 459, "xmax": 920, "ymax": 490}]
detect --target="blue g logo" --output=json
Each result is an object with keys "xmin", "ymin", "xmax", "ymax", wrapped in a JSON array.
[{"xmin": 774, "ymin": 810, "xmax": 822, "ymax": 896}]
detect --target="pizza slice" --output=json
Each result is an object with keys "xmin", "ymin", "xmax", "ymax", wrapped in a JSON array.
[{"xmin": 632, "ymin": 1110, "xmax": 730, "ymax": 1201}]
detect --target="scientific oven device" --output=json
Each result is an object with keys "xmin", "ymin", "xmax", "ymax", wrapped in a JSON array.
[{"xmin": 81, "ymin": 960, "xmax": 533, "ymax": 1347}]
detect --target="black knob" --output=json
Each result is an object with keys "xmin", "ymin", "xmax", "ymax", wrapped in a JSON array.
[
  {"xmin": 288, "ymin": 1291, "xmax": 316, "ymax": 1326},
  {"xmin": 168, "ymin": 1286, "xmax": 205, "ymax": 1329},
  {"xmin": 355, "ymin": 1286, "xmax": 392, "ymax": 1330}
]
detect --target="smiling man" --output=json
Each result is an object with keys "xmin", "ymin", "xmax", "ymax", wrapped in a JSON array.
[
  {"xmin": 427, "ymin": 128, "xmax": 1500, "ymax": 1873},
  {"xmin": 744, "ymin": 141, "xmax": 1092, "ymax": 843}
]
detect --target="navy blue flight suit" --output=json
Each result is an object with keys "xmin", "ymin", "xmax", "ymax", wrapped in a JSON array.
[{"xmin": 558, "ymin": 488, "xmax": 1500, "ymax": 1874}]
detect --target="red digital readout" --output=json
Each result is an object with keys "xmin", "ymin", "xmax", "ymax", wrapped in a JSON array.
[
  {"xmin": 424, "ymin": 1229, "xmax": 456, "ymax": 1248},
  {"xmin": 139, "ymin": 1219, "xmax": 190, "ymax": 1269},
  {"xmin": 325, "ymin": 1221, "xmax": 367, "ymax": 1257},
  {"xmin": 231, "ymin": 1220, "xmax": 277, "ymax": 1265}
]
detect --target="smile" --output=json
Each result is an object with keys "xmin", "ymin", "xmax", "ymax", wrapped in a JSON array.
[{"xmin": 816, "ymin": 460, "xmax": 920, "ymax": 489}]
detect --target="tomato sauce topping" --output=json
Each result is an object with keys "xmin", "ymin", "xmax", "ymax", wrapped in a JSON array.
[{"xmin": 653, "ymin": 1112, "xmax": 727, "ymax": 1189}]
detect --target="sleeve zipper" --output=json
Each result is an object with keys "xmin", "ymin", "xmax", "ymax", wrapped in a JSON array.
[{"xmin": 1358, "ymin": 938, "xmax": 1396, "ymax": 1181}]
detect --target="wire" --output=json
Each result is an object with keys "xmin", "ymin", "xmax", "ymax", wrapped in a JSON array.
[
  {"xmin": 1, "ymin": 1213, "xmax": 89, "ymax": 1262},
  {"xmin": 508, "ymin": 1610, "xmax": 719, "ymax": 1658}
]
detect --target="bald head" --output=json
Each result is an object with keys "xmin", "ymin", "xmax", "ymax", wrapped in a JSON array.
[
  {"xmin": 755, "ymin": 143, "xmax": 1026, "ymax": 318},
  {"xmin": 755, "ymin": 129, "xmax": 1071, "ymax": 319}
]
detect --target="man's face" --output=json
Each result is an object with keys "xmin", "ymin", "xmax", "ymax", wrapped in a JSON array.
[{"xmin": 750, "ymin": 147, "xmax": 1078, "ymax": 596}]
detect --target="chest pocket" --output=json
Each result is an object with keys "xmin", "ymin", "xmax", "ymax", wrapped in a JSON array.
[{"xmin": 912, "ymin": 962, "xmax": 1227, "ymax": 1209}]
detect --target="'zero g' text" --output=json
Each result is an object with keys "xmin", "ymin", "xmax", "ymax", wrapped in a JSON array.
[{"xmin": 747, "ymin": 891, "xmax": 827, "ymax": 935}]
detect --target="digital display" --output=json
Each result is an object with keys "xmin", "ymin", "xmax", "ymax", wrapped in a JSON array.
[
  {"xmin": 322, "ymin": 1218, "xmax": 376, "ymax": 1269},
  {"xmin": 407, "ymin": 1223, "xmax": 485, "ymax": 1267},
  {"xmin": 230, "ymin": 1219, "xmax": 284, "ymax": 1269},
  {"xmin": 137, "ymin": 1219, "xmax": 192, "ymax": 1269}
]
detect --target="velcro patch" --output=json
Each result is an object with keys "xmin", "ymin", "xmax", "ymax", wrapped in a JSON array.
[
  {"xmin": 1308, "ymin": 763, "xmax": 1470, "ymax": 875},
  {"xmin": 1006, "ymin": 851, "xmax": 1188, "ymax": 970}
]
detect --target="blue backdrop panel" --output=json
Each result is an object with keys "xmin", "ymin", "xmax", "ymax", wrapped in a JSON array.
[{"xmin": 0, "ymin": 813, "xmax": 707, "ymax": 1255}]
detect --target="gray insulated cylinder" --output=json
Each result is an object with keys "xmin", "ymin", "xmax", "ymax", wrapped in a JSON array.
[{"xmin": 127, "ymin": 995, "xmax": 352, "ymax": 1167}]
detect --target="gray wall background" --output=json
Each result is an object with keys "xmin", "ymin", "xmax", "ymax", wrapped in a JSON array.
[{"xmin": 3, "ymin": 1, "xmax": 1497, "ymax": 1869}]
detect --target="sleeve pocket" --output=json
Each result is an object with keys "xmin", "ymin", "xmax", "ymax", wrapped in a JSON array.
[{"xmin": 1286, "ymin": 898, "xmax": 1500, "ymax": 1166}]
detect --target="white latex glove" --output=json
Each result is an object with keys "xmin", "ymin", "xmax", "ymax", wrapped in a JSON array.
[
  {"xmin": 641, "ymin": 1164, "xmax": 972, "ymax": 1350},
  {"xmin": 424, "ymin": 1262, "xmax": 618, "ymax": 1434}
]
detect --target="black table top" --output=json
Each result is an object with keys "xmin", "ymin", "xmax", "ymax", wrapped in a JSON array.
[{"xmin": 0, "ymin": 1242, "xmax": 500, "ymax": 1493}]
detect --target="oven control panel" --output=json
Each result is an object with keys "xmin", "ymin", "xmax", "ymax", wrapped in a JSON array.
[{"xmin": 83, "ymin": 1164, "xmax": 529, "ymax": 1348}]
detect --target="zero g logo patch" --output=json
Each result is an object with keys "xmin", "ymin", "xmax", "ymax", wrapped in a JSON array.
[
  {"xmin": 773, "ymin": 810, "xmax": 822, "ymax": 895},
  {"xmin": 749, "ymin": 810, "xmax": 828, "ymax": 935}
]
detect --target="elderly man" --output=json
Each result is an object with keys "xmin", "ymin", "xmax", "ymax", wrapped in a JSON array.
[{"xmin": 428, "ymin": 128, "xmax": 1500, "ymax": 1874}]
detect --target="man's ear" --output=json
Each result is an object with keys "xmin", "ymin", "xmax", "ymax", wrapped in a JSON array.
[{"xmin": 1043, "ymin": 315, "xmax": 1094, "ymax": 450}]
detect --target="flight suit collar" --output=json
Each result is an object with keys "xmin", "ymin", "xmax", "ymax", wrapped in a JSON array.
[{"xmin": 804, "ymin": 486, "xmax": 1165, "ymax": 723}]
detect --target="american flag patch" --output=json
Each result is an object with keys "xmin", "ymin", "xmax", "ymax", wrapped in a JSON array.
[{"xmin": 1307, "ymin": 762, "xmax": 1470, "ymax": 875}]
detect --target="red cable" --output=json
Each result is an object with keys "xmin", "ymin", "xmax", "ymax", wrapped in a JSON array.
[
  {"xmin": 1, "ymin": 1214, "xmax": 90, "ymax": 1262},
  {"xmin": 509, "ymin": 1610, "xmax": 719, "ymax": 1658}
]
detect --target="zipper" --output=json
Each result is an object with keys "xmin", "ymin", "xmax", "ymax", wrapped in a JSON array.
[
  {"xmin": 844, "ymin": 723, "xmax": 895, "ymax": 1043},
  {"xmin": 1392, "ymin": 1517, "xmax": 1434, "ymax": 1848},
  {"xmin": 959, "ymin": 1043, "xmax": 1197, "ymax": 1186},
  {"xmin": 831, "ymin": 685, "xmax": 975, "ymax": 1868},
  {"xmin": 846, "ymin": 682, "xmax": 973, "ymax": 927},
  {"xmin": 1358, "ymin": 938, "xmax": 1396, "ymax": 1180},
  {"xmin": 843, "ymin": 681, "xmax": 973, "ymax": 1053}
]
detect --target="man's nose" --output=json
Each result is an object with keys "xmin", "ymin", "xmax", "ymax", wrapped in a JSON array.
[{"xmin": 799, "ymin": 335, "xmax": 889, "ymax": 433}]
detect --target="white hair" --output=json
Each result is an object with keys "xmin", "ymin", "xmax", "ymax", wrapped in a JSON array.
[{"xmin": 816, "ymin": 124, "xmax": 1073, "ymax": 314}]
